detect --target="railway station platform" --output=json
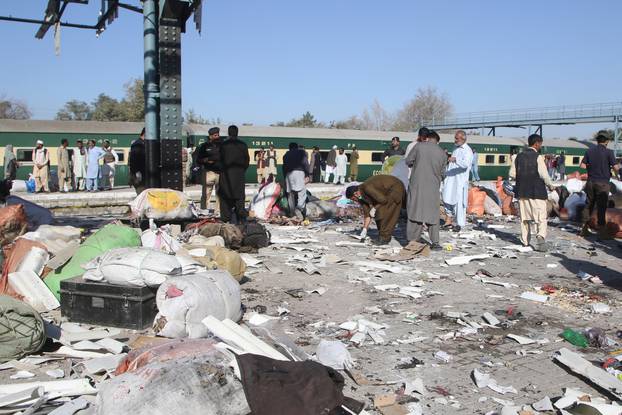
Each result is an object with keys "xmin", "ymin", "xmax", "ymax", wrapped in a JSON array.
[{"xmin": 15, "ymin": 182, "xmax": 349, "ymax": 216}]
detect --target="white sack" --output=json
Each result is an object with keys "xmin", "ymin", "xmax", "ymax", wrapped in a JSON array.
[
  {"xmin": 188, "ymin": 234, "xmax": 225, "ymax": 247},
  {"xmin": 154, "ymin": 271, "xmax": 242, "ymax": 339},
  {"xmin": 250, "ymin": 182, "xmax": 281, "ymax": 220},
  {"xmin": 611, "ymin": 178, "xmax": 622, "ymax": 193},
  {"xmin": 566, "ymin": 178, "xmax": 585, "ymax": 194},
  {"xmin": 82, "ymin": 248, "xmax": 181, "ymax": 287},
  {"xmin": 9, "ymin": 180, "xmax": 28, "ymax": 193}
]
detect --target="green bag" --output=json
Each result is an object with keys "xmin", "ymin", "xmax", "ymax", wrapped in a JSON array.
[
  {"xmin": 45, "ymin": 224, "xmax": 141, "ymax": 300},
  {"xmin": 0, "ymin": 295, "xmax": 46, "ymax": 363}
]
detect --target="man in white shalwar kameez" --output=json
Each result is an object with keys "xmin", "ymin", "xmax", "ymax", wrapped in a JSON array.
[
  {"xmin": 442, "ymin": 130, "xmax": 473, "ymax": 232},
  {"xmin": 334, "ymin": 148, "xmax": 347, "ymax": 185},
  {"xmin": 72, "ymin": 140, "xmax": 87, "ymax": 191}
]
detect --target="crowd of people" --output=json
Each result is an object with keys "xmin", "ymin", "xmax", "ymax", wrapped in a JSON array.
[
  {"xmin": 3, "ymin": 138, "xmax": 120, "ymax": 193},
  {"xmin": 345, "ymin": 127, "xmax": 620, "ymax": 250}
]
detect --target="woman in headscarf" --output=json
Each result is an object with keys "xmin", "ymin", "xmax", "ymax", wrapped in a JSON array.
[{"xmin": 3, "ymin": 145, "xmax": 18, "ymax": 181}]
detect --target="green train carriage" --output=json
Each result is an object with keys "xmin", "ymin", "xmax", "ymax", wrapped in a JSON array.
[{"xmin": 0, "ymin": 119, "xmax": 588, "ymax": 185}]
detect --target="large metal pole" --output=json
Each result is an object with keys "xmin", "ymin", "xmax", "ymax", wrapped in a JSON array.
[
  {"xmin": 615, "ymin": 116, "xmax": 620, "ymax": 158},
  {"xmin": 143, "ymin": 0, "xmax": 161, "ymax": 189}
]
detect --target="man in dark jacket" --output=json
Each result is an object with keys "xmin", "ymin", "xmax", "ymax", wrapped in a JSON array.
[
  {"xmin": 218, "ymin": 125, "xmax": 250, "ymax": 223},
  {"xmin": 346, "ymin": 175, "xmax": 405, "ymax": 245},
  {"xmin": 282, "ymin": 142, "xmax": 310, "ymax": 218},
  {"xmin": 128, "ymin": 128, "xmax": 146, "ymax": 195},
  {"xmin": 196, "ymin": 127, "xmax": 222, "ymax": 211},
  {"xmin": 382, "ymin": 136, "xmax": 405, "ymax": 162},
  {"xmin": 580, "ymin": 130, "xmax": 621, "ymax": 239},
  {"xmin": 509, "ymin": 134, "xmax": 553, "ymax": 251},
  {"xmin": 324, "ymin": 145, "xmax": 337, "ymax": 183}
]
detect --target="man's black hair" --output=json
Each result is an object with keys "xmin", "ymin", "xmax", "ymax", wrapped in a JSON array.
[
  {"xmin": 595, "ymin": 130, "xmax": 613, "ymax": 143},
  {"xmin": 208, "ymin": 127, "xmax": 220, "ymax": 136},
  {"xmin": 528, "ymin": 134, "xmax": 543, "ymax": 146},
  {"xmin": 140, "ymin": 127, "xmax": 145, "ymax": 136},
  {"xmin": 418, "ymin": 127, "xmax": 430, "ymax": 138},
  {"xmin": 427, "ymin": 130, "xmax": 440, "ymax": 142},
  {"xmin": 346, "ymin": 185, "xmax": 360, "ymax": 199},
  {"xmin": 392, "ymin": 136, "xmax": 400, "ymax": 142},
  {"xmin": 61, "ymin": 138, "xmax": 68, "ymax": 145},
  {"xmin": 288, "ymin": 142, "xmax": 298, "ymax": 150},
  {"xmin": 228, "ymin": 125, "xmax": 239, "ymax": 137}
]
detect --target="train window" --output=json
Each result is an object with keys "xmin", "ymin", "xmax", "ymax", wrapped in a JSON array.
[
  {"xmin": 498, "ymin": 155, "xmax": 507, "ymax": 164},
  {"xmin": 116, "ymin": 151, "xmax": 125, "ymax": 162},
  {"xmin": 485, "ymin": 155, "xmax": 495, "ymax": 164},
  {"xmin": 16, "ymin": 149, "xmax": 33, "ymax": 162},
  {"xmin": 572, "ymin": 156, "xmax": 580, "ymax": 165},
  {"xmin": 319, "ymin": 151, "xmax": 329, "ymax": 161},
  {"xmin": 371, "ymin": 152, "xmax": 384, "ymax": 163}
]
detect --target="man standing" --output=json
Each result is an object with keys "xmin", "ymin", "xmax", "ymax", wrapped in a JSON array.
[
  {"xmin": 309, "ymin": 146, "xmax": 322, "ymax": 183},
  {"xmin": 129, "ymin": 128, "xmax": 146, "ymax": 194},
  {"xmin": 334, "ymin": 148, "xmax": 347, "ymax": 185},
  {"xmin": 349, "ymin": 145, "xmax": 359, "ymax": 182},
  {"xmin": 86, "ymin": 140, "xmax": 105, "ymax": 192},
  {"xmin": 32, "ymin": 140, "xmax": 50, "ymax": 193},
  {"xmin": 255, "ymin": 147, "xmax": 267, "ymax": 184},
  {"xmin": 557, "ymin": 151, "xmax": 566, "ymax": 181},
  {"xmin": 196, "ymin": 127, "xmax": 222, "ymax": 212},
  {"xmin": 57, "ymin": 139, "xmax": 71, "ymax": 192},
  {"xmin": 580, "ymin": 130, "xmax": 620, "ymax": 239},
  {"xmin": 101, "ymin": 140, "xmax": 119, "ymax": 190},
  {"xmin": 266, "ymin": 144, "xmax": 278, "ymax": 180},
  {"xmin": 383, "ymin": 136, "xmax": 405, "ymax": 162},
  {"xmin": 184, "ymin": 143, "xmax": 195, "ymax": 186},
  {"xmin": 324, "ymin": 145, "xmax": 337, "ymax": 183},
  {"xmin": 73, "ymin": 140, "xmax": 87, "ymax": 191},
  {"xmin": 218, "ymin": 125, "xmax": 250, "ymax": 223},
  {"xmin": 471, "ymin": 150, "xmax": 480, "ymax": 182},
  {"xmin": 282, "ymin": 142, "xmax": 309, "ymax": 218},
  {"xmin": 346, "ymin": 174, "xmax": 405, "ymax": 245},
  {"xmin": 405, "ymin": 131, "xmax": 447, "ymax": 250},
  {"xmin": 442, "ymin": 130, "xmax": 473, "ymax": 232},
  {"xmin": 509, "ymin": 134, "xmax": 553, "ymax": 251}
]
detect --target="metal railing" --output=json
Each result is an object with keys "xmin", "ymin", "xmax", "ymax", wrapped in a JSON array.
[{"xmin": 426, "ymin": 102, "xmax": 622, "ymax": 127}]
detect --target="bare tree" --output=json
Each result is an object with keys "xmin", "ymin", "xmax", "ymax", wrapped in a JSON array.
[
  {"xmin": 332, "ymin": 115, "xmax": 366, "ymax": 130},
  {"xmin": 364, "ymin": 99, "xmax": 393, "ymax": 131},
  {"xmin": 0, "ymin": 95, "xmax": 32, "ymax": 120},
  {"xmin": 393, "ymin": 86, "xmax": 453, "ymax": 131}
]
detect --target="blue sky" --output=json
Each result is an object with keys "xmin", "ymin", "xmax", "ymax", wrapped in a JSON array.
[{"xmin": 1, "ymin": 0, "xmax": 620, "ymax": 139}]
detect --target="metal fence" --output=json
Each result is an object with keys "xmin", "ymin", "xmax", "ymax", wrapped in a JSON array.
[{"xmin": 427, "ymin": 102, "xmax": 622, "ymax": 127}]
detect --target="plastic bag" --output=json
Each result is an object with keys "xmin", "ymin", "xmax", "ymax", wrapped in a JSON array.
[
  {"xmin": 153, "ymin": 271, "xmax": 242, "ymax": 338},
  {"xmin": 316, "ymin": 340, "xmax": 353, "ymax": 370},
  {"xmin": 484, "ymin": 196, "xmax": 502, "ymax": 215}
]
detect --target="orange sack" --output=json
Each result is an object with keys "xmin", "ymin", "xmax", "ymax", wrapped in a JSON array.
[
  {"xmin": 0, "ymin": 205, "xmax": 28, "ymax": 247},
  {"xmin": 467, "ymin": 188, "xmax": 486, "ymax": 216},
  {"xmin": 588, "ymin": 208, "xmax": 622, "ymax": 238}
]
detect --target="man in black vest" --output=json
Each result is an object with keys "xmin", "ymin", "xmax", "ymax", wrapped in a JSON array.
[{"xmin": 509, "ymin": 134, "xmax": 553, "ymax": 252}]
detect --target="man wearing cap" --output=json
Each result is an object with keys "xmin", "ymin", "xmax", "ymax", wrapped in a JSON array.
[
  {"xmin": 580, "ymin": 130, "xmax": 621, "ymax": 239},
  {"xmin": 33, "ymin": 140, "xmax": 50, "ymax": 192},
  {"xmin": 324, "ymin": 145, "xmax": 338, "ymax": 184},
  {"xmin": 196, "ymin": 127, "xmax": 222, "ymax": 212}
]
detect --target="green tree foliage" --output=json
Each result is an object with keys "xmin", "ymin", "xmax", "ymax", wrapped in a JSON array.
[
  {"xmin": 91, "ymin": 94, "xmax": 124, "ymax": 121},
  {"xmin": 0, "ymin": 96, "xmax": 32, "ymax": 120},
  {"xmin": 56, "ymin": 78, "xmax": 144, "ymax": 122},
  {"xmin": 56, "ymin": 100, "xmax": 92, "ymax": 121},
  {"xmin": 285, "ymin": 111, "xmax": 324, "ymax": 128}
]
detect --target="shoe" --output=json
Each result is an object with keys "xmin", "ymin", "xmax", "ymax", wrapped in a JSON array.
[
  {"xmin": 373, "ymin": 238, "xmax": 391, "ymax": 246},
  {"xmin": 451, "ymin": 225, "xmax": 462, "ymax": 233},
  {"xmin": 535, "ymin": 236, "xmax": 548, "ymax": 252},
  {"xmin": 430, "ymin": 243, "xmax": 443, "ymax": 251},
  {"xmin": 580, "ymin": 224, "xmax": 590, "ymax": 237}
]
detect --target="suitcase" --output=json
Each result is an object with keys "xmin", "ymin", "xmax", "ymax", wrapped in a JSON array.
[{"xmin": 60, "ymin": 277, "xmax": 158, "ymax": 330}]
